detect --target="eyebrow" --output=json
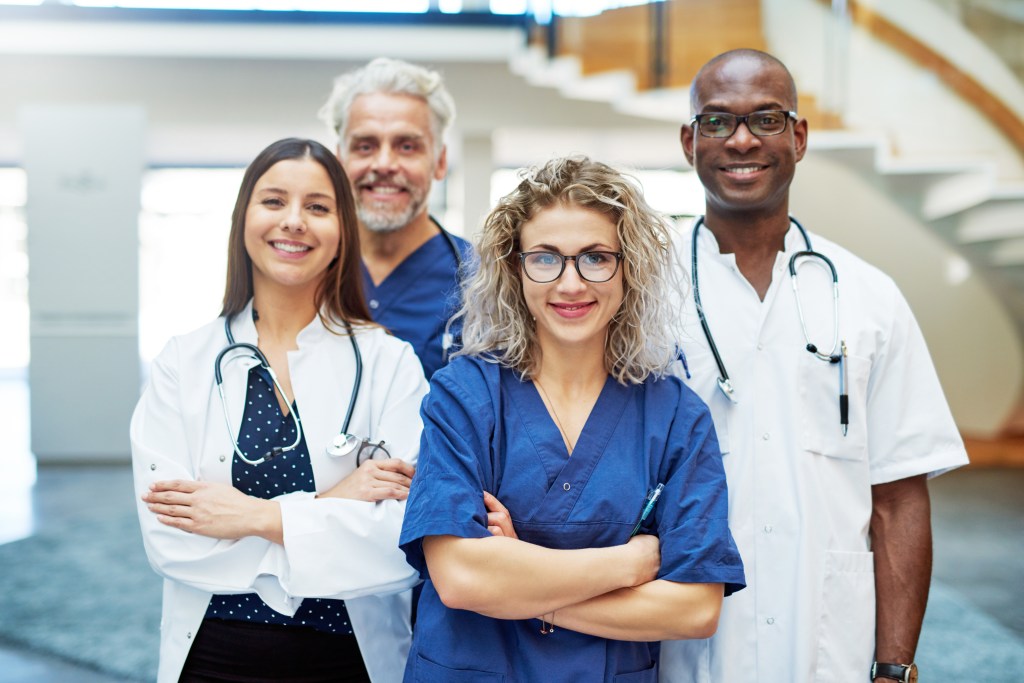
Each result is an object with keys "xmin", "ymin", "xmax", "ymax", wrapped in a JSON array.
[
  {"xmin": 700, "ymin": 101, "xmax": 785, "ymax": 113},
  {"xmin": 348, "ymin": 133, "xmax": 427, "ymax": 144},
  {"xmin": 526, "ymin": 242, "xmax": 618, "ymax": 253},
  {"xmin": 255, "ymin": 188, "xmax": 336, "ymax": 202}
]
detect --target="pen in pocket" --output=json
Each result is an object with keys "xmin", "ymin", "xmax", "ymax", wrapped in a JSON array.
[{"xmin": 630, "ymin": 483, "xmax": 664, "ymax": 537}]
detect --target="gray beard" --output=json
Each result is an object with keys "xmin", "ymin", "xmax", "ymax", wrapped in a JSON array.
[{"xmin": 357, "ymin": 198, "xmax": 426, "ymax": 234}]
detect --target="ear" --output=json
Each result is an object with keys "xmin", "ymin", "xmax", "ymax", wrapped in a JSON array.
[
  {"xmin": 793, "ymin": 116, "xmax": 808, "ymax": 162},
  {"xmin": 434, "ymin": 145, "xmax": 449, "ymax": 181},
  {"xmin": 681, "ymin": 124, "xmax": 696, "ymax": 167}
]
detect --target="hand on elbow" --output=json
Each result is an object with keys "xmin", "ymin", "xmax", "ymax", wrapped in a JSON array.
[{"xmin": 623, "ymin": 534, "xmax": 661, "ymax": 587}]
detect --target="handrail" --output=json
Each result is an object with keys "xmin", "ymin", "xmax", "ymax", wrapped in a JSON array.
[{"xmin": 835, "ymin": 0, "xmax": 1024, "ymax": 159}]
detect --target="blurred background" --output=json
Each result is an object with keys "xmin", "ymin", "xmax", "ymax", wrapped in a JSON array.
[{"xmin": 0, "ymin": 1, "xmax": 1022, "ymax": 681}]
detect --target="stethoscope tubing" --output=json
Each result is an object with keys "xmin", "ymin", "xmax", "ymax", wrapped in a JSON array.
[
  {"xmin": 218, "ymin": 313, "xmax": 361, "ymax": 465},
  {"xmin": 691, "ymin": 215, "xmax": 841, "ymax": 400}
]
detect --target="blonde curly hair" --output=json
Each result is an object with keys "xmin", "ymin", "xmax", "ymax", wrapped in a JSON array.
[{"xmin": 455, "ymin": 155, "xmax": 684, "ymax": 385}]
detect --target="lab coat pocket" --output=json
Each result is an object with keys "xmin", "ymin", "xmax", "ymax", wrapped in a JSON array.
[
  {"xmin": 814, "ymin": 550, "xmax": 875, "ymax": 683},
  {"xmin": 613, "ymin": 660, "xmax": 657, "ymax": 682},
  {"xmin": 412, "ymin": 653, "xmax": 506, "ymax": 682},
  {"xmin": 799, "ymin": 352, "xmax": 869, "ymax": 460}
]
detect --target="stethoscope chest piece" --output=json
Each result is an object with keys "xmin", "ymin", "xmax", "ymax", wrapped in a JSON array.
[{"xmin": 326, "ymin": 433, "xmax": 361, "ymax": 458}]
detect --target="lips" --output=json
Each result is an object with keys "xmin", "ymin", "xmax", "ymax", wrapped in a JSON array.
[
  {"xmin": 270, "ymin": 241, "xmax": 312, "ymax": 254},
  {"xmin": 550, "ymin": 301, "xmax": 596, "ymax": 319},
  {"xmin": 357, "ymin": 172, "xmax": 409, "ymax": 200},
  {"xmin": 721, "ymin": 163, "xmax": 769, "ymax": 178}
]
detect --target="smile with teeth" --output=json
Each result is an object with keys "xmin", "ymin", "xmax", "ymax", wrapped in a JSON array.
[
  {"xmin": 271, "ymin": 241, "xmax": 311, "ymax": 253},
  {"xmin": 725, "ymin": 165, "xmax": 765, "ymax": 174}
]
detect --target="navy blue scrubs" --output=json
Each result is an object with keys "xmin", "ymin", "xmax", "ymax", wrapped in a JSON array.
[
  {"xmin": 361, "ymin": 228, "xmax": 469, "ymax": 379},
  {"xmin": 399, "ymin": 356, "xmax": 745, "ymax": 682}
]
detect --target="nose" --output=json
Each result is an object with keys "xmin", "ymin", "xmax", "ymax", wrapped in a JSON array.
[
  {"xmin": 370, "ymin": 144, "xmax": 398, "ymax": 172},
  {"xmin": 281, "ymin": 202, "xmax": 306, "ymax": 232},
  {"xmin": 555, "ymin": 257, "xmax": 588, "ymax": 293},
  {"xmin": 725, "ymin": 121, "xmax": 762, "ymax": 153}
]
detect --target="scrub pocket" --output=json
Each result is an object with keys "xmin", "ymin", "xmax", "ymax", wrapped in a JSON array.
[
  {"xmin": 412, "ymin": 654, "xmax": 506, "ymax": 682},
  {"xmin": 799, "ymin": 352, "xmax": 869, "ymax": 460},
  {"xmin": 814, "ymin": 550, "xmax": 875, "ymax": 682},
  {"xmin": 612, "ymin": 660, "xmax": 658, "ymax": 682}
]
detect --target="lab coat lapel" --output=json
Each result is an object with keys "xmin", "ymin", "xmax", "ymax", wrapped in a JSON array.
[
  {"xmin": 289, "ymin": 320, "xmax": 362, "ymax": 483},
  {"xmin": 203, "ymin": 304, "xmax": 260, "ymax": 476}
]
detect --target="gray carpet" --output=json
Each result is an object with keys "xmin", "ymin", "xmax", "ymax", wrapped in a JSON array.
[{"xmin": 0, "ymin": 470, "xmax": 1021, "ymax": 682}]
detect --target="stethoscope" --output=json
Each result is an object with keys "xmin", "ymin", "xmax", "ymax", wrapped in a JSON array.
[
  {"xmin": 214, "ymin": 313, "xmax": 383, "ymax": 465},
  {"xmin": 691, "ymin": 215, "xmax": 846, "ymax": 413},
  {"xmin": 434, "ymin": 217, "xmax": 464, "ymax": 364}
]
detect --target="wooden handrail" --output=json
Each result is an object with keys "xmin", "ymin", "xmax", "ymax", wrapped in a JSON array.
[{"xmin": 837, "ymin": 0, "xmax": 1024, "ymax": 159}]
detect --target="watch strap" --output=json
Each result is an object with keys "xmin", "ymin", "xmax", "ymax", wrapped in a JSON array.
[{"xmin": 872, "ymin": 662, "xmax": 910, "ymax": 682}]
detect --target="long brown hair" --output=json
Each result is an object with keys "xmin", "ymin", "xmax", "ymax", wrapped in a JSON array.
[{"xmin": 220, "ymin": 137, "xmax": 372, "ymax": 330}]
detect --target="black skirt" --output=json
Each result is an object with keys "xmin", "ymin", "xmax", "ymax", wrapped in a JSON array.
[{"xmin": 179, "ymin": 618, "xmax": 371, "ymax": 683}]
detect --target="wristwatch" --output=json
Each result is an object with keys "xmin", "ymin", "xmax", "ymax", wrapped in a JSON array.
[{"xmin": 871, "ymin": 662, "xmax": 918, "ymax": 682}]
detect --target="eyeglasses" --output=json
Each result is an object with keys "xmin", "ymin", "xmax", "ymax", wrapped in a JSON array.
[
  {"xmin": 690, "ymin": 110, "xmax": 797, "ymax": 138},
  {"xmin": 519, "ymin": 250, "xmax": 623, "ymax": 283}
]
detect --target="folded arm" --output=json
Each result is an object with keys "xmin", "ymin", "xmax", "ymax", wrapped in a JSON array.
[{"xmin": 422, "ymin": 533, "xmax": 660, "ymax": 620}]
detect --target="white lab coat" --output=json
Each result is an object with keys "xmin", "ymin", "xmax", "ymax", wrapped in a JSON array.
[
  {"xmin": 130, "ymin": 302, "xmax": 427, "ymax": 683},
  {"xmin": 660, "ymin": 223, "xmax": 968, "ymax": 682}
]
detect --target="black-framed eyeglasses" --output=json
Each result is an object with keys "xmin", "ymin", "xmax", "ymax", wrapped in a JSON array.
[
  {"xmin": 354, "ymin": 439, "xmax": 390, "ymax": 466},
  {"xmin": 519, "ymin": 250, "xmax": 623, "ymax": 283},
  {"xmin": 690, "ymin": 110, "xmax": 797, "ymax": 138}
]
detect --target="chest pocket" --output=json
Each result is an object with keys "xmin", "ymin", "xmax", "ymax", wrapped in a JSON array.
[{"xmin": 799, "ymin": 351, "xmax": 869, "ymax": 460}]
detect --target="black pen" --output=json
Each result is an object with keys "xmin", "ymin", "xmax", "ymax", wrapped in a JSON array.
[
  {"xmin": 839, "ymin": 340, "xmax": 849, "ymax": 436},
  {"xmin": 630, "ymin": 483, "xmax": 664, "ymax": 537}
]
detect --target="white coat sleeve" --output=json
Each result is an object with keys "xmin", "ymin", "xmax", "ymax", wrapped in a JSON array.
[
  {"xmin": 275, "ymin": 340, "xmax": 427, "ymax": 599},
  {"xmin": 865, "ymin": 288, "xmax": 968, "ymax": 484},
  {"xmin": 130, "ymin": 338, "xmax": 299, "ymax": 614}
]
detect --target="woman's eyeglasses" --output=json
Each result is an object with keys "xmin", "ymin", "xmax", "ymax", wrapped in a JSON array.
[{"xmin": 519, "ymin": 250, "xmax": 623, "ymax": 283}]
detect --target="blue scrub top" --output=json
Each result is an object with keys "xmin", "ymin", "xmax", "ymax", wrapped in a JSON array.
[
  {"xmin": 400, "ymin": 356, "xmax": 745, "ymax": 683},
  {"xmin": 361, "ymin": 227, "xmax": 470, "ymax": 379}
]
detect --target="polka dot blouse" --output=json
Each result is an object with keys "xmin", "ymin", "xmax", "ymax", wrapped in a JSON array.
[{"xmin": 205, "ymin": 366, "xmax": 354, "ymax": 635}]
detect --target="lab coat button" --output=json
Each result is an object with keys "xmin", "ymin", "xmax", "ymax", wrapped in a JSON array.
[
  {"xmin": 186, "ymin": 631, "xmax": 192, "ymax": 639},
  {"xmin": 150, "ymin": 464, "xmax": 156, "ymax": 470},
  {"xmin": 762, "ymin": 433, "xmax": 770, "ymax": 441},
  {"xmin": 369, "ymin": 299, "xmax": 379, "ymax": 310},
  {"xmin": 757, "ymin": 343, "xmax": 764, "ymax": 351},
  {"xmin": 219, "ymin": 455, "xmax": 226, "ymax": 462},
  {"xmin": 563, "ymin": 482, "xmax": 571, "ymax": 491},
  {"xmin": 763, "ymin": 525, "xmax": 773, "ymax": 534},
  {"xmin": 766, "ymin": 617, "xmax": 775, "ymax": 625}
]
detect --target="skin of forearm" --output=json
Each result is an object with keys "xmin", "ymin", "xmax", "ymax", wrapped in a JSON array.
[
  {"xmin": 423, "ymin": 535, "xmax": 649, "ymax": 620},
  {"xmin": 870, "ymin": 474, "xmax": 931, "ymax": 664},
  {"xmin": 253, "ymin": 498, "xmax": 284, "ymax": 546},
  {"xmin": 553, "ymin": 580, "xmax": 724, "ymax": 641}
]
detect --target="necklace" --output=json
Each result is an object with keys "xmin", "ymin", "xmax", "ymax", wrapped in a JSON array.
[{"xmin": 534, "ymin": 379, "xmax": 575, "ymax": 455}]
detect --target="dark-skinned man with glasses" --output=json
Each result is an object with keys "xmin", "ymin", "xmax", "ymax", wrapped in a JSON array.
[{"xmin": 660, "ymin": 49, "xmax": 967, "ymax": 683}]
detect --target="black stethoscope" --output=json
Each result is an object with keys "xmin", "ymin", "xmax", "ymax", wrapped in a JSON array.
[
  {"xmin": 214, "ymin": 313, "xmax": 386, "ymax": 465},
  {"xmin": 691, "ymin": 216, "xmax": 847, "ymax": 432},
  {"xmin": 434, "ymin": 217, "xmax": 464, "ymax": 364}
]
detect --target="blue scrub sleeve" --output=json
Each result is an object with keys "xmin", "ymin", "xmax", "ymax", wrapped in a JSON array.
[
  {"xmin": 399, "ymin": 358, "xmax": 496, "ymax": 575},
  {"xmin": 655, "ymin": 392, "xmax": 745, "ymax": 596}
]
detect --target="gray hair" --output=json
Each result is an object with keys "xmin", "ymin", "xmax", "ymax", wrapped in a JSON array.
[{"xmin": 318, "ymin": 57, "xmax": 456, "ymax": 156}]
